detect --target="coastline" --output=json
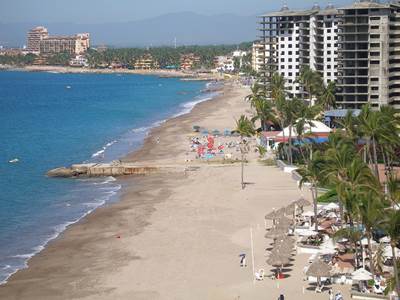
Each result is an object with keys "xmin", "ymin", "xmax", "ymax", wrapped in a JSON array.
[
  {"xmin": 0, "ymin": 81, "xmax": 349, "ymax": 300},
  {"xmin": 0, "ymin": 64, "xmax": 222, "ymax": 80}
]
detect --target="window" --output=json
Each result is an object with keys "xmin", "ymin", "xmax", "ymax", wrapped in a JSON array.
[
  {"xmin": 371, "ymin": 86, "xmax": 379, "ymax": 91},
  {"xmin": 289, "ymin": 65, "xmax": 293, "ymax": 69},
  {"xmin": 281, "ymin": 72, "xmax": 284, "ymax": 76},
  {"xmin": 371, "ymin": 34, "xmax": 380, "ymax": 39},
  {"xmin": 281, "ymin": 30, "xmax": 284, "ymax": 34},
  {"xmin": 327, "ymin": 58, "xmax": 331, "ymax": 62},
  {"xmin": 370, "ymin": 17, "xmax": 380, "ymax": 20},
  {"xmin": 289, "ymin": 44, "xmax": 292, "ymax": 48},
  {"xmin": 296, "ymin": 72, "xmax": 299, "ymax": 76},
  {"xmin": 327, "ymin": 50, "xmax": 331, "ymax": 55},
  {"xmin": 289, "ymin": 37, "xmax": 292, "ymax": 41},
  {"xmin": 370, "ymin": 43, "xmax": 380, "ymax": 48},
  {"xmin": 371, "ymin": 77, "xmax": 379, "ymax": 82},
  {"xmin": 296, "ymin": 30, "xmax": 299, "ymax": 34},
  {"xmin": 327, "ymin": 36, "xmax": 332, "ymax": 40},
  {"xmin": 296, "ymin": 51, "xmax": 299, "ymax": 55},
  {"xmin": 296, "ymin": 58, "xmax": 299, "ymax": 62},
  {"xmin": 288, "ymin": 58, "xmax": 292, "ymax": 62},
  {"xmin": 327, "ymin": 65, "xmax": 331, "ymax": 69},
  {"xmin": 281, "ymin": 51, "xmax": 284, "ymax": 55},
  {"xmin": 281, "ymin": 37, "xmax": 284, "ymax": 41},
  {"xmin": 296, "ymin": 44, "xmax": 299, "ymax": 48},
  {"xmin": 371, "ymin": 25, "xmax": 379, "ymax": 29},
  {"xmin": 327, "ymin": 43, "xmax": 331, "ymax": 47},
  {"xmin": 296, "ymin": 37, "xmax": 299, "ymax": 41},
  {"xmin": 327, "ymin": 72, "xmax": 331, "ymax": 76},
  {"xmin": 288, "ymin": 73, "xmax": 293, "ymax": 77},
  {"xmin": 371, "ymin": 61, "xmax": 379, "ymax": 64},
  {"xmin": 280, "ymin": 65, "xmax": 284, "ymax": 69},
  {"xmin": 327, "ymin": 28, "xmax": 331, "ymax": 33},
  {"xmin": 288, "ymin": 51, "xmax": 292, "ymax": 55},
  {"xmin": 334, "ymin": 36, "xmax": 338, "ymax": 40},
  {"xmin": 281, "ymin": 58, "xmax": 285, "ymax": 62},
  {"xmin": 371, "ymin": 95, "xmax": 379, "ymax": 99}
]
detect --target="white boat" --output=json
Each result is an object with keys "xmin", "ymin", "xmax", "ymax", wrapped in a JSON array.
[
  {"xmin": 9, "ymin": 158, "xmax": 19, "ymax": 163},
  {"xmin": 66, "ymin": 85, "xmax": 71, "ymax": 89}
]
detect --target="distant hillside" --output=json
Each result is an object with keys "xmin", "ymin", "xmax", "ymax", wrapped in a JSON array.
[{"xmin": 0, "ymin": 12, "xmax": 257, "ymax": 48}]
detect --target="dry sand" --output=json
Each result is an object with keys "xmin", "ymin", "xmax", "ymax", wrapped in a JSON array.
[{"xmin": 0, "ymin": 83, "xmax": 351, "ymax": 299}]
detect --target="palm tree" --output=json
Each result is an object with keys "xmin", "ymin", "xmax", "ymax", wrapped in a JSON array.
[
  {"xmin": 336, "ymin": 110, "xmax": 359, "ymax": 143},
  {"xmin": 250, "ymin": 97, "xmax": 276, "ymax": 131},
  {"xmin": 297, "ymin": 66, "xmax": 323, "ymax": 105},
  {"xmin": 318, "ymin": 81, "xmax": 336, "ymax": 111},
  {"xmin": 380, "ymin": 209, "xmax": 400, "ymax": 296},
  {"xmin": 358, "ymin": 193, "xmax": 384, "ymax": 274},
  {"xmin": 297, "ymin": 151, "xmax": 325, "ymax": 231},
  {"xmin": 333, "ymin": 228, "xmax": 363, "ymax": 268},
  {"xmin": 268, "ymin": 73, "xmax": 286, "ymax": 101},
  {"xmin": 234, "ymin": 115, "xmax": 255, "ymax": 189}
]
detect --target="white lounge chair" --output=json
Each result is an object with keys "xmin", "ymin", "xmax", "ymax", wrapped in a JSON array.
[{"xmin": 255, "ymin": 269, "xmax": 265, "ymax": 281}]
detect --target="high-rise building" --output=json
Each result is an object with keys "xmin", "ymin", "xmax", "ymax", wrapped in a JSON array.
[
  {"xmin": 337, "ymin": 1, "xmax": 400, "ymax": 109},
  {"xmin": 26, "ymin": 27, "xmax": 90, "ymax": 56},
  {"xmin": 258, "ymin": 5, "xmax": 339, "ymax": 101},
  {"xmin": 27, "ymin": 26, "xmax": 49, "ymax": 54},
  {"xmin": 39, "ymin": 34, "xmax": 90, "ymax": 55}
]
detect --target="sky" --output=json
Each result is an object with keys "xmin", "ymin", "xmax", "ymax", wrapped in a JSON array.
[{"xmin": 0, "ymin": 0, "xmax": 350, "ymax": 23}]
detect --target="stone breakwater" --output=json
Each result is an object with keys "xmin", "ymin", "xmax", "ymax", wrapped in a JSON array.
[{"xmin": 47, "ymin": 162, "xmax": 159, "ymax": 178}]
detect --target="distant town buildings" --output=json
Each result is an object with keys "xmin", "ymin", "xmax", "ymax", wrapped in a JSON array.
[
  {"xmin": 26, "ymin": 26, "xmax": 90, "ymax": 56},
  {"xmin": 214, "ymin": 55, "xmax": 235, "ymax": 72},
  {"xmin": 69, "ymin": 55, "xmax": 89, "ymax": 67},
  {"xmin": 180, "ymin": 54, "xmax": 201, "ymax": 70},
  {"xmin": 134, "ymin": 54, "xmax": 159, "ymax": 70}
]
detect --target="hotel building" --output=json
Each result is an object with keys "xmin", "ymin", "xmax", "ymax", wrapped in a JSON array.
[
  {"xmin": 27, "ymin": 27, "xmax": 90, "ymax": 56},
  {"xmin": 258, "ymin": 4, "xmax": 339, "ymax": 99},
  {"xmin": 27, "ymin": 26, "xmax": 49, "ymax": 54}
]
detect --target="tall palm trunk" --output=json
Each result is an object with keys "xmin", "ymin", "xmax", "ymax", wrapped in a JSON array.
[
  {"xmin": 241, "ymin": 151, "xmax": 245, "ymax": 189},
  {"xmin": 391, "ymin": 243, "xmax": 400, "ymax": 296},
  {"xmin": 371, "ymin": 137, "xmax": 380, "ymax": 182},
  {"xmin": 288, "ymin": 124, "xmax": 293, "ymax": 165},
  {"xmin": 280, "ymin": 120, "xmax": 289, "ymax": 162},
  {"xmin": 312, "ymin": 186, "xmax": 318, "ymax": 232},
  {"xmin": 367, "ymin": 232, "xmax": 375, "ymax": 275}
]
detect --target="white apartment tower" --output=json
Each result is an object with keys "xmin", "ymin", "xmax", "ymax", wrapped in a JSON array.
[{"xmin": 259, "ymin": 4, "xmax": 339, "ymax": 100}]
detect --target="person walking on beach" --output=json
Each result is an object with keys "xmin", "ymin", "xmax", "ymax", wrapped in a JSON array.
[
  {"xmin": 329, "ymin": 289, "xmax": 334, "ymax": 300},
  {"xmin": 239, "ymin": 253, "xmax": 246, "ymax": 267},
  {"xmin": 278, "ymin": 294, "xmax": 285, "ymax": 300}
]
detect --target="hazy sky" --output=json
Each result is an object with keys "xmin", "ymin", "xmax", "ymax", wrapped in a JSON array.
[{"xmin": 1, "ymin": 0, "xmax": 350, "ymax": 23}]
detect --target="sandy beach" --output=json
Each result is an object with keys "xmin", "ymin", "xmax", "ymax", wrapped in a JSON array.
[{"xmin": 0, "ymin": 83, "xmax": 351, "ymax": 299}]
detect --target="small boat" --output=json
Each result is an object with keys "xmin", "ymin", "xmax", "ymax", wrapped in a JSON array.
[
  {"xmin": 66, "ymin": 85, "xmax": 71, "ymax": 89},
  {"xmin": 9, "ymin": 158, "xmax": 19, "ymax": 163}
]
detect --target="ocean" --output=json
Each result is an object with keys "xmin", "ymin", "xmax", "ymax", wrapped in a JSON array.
[{"xmin": 0, "ymin": 71, "xmax": 215, "ymax": 283}]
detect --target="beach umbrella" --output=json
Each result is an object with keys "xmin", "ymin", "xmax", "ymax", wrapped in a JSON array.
[
  {"xmin": 379, "ymin": 236, "xmax": 391, "ymax": 243},
  {"xmin": 383, "ymin": 245, "xmax": 400, "ymax": 258},
  {"xmin": 296, "ymin": 197, "xmax": 311, "ymax": 207},
  {"xmin": 306, "ymin": 258, "xmax": 332, "ymax": 287},
  {"xmin": 302, "ymin": 210, "xmax": 315, "ymax": 217},
  {"xmin": 266, "ymin": 251, "xmax": 291, "ymax": 267},
  {"xmin": 297, "ymin": 229, "xmax": 318, "ymax": 237},
  {"xmin": 284, "ymin": 203, "xmax": 296, "ymax": 216},
  {"xmin": 276, "ymin": 216, "xmax": 293, "ymax": 226},
  {"xmin": 265, "ymin": 208, "xmax": 285, "ymax": 220},
  {"xmin": 324, "ymin": 202, "xmax": 339, "ymax": 211},
  {"xmin": 326, "ymin": 211, "xmax": 338, "ymax": 219},
  {"xmin": 265, "ymin": 227, "xmax": 286, "ymax": 239},
  {"xmin": 352, "ymin": 268, "xmax": 373, "ymax": 281}
]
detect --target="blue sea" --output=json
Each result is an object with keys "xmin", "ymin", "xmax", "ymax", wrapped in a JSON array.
[{"xmin": 0, "ymin": 71, "xmax": 215, "ymax": 283}]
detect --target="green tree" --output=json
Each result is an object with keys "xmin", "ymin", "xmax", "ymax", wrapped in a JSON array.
[
  {"xmin": 379, "ymin": 210, "xmax": 400, "ymax": 295},
  {"xmin": 234, "ymin": 115, "xmax": 255, "ymax": 189},
  {"xmin": 297, "ymin": 151, "xmax": 325, "ymax": 231},
  {"xmin": 318, "ymin": 81, "xmax": 336, "ymax": 110}
]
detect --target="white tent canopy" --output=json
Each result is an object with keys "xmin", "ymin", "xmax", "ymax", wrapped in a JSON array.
[
  {"xmin": 324, "ymin": 202, "xmax": 340, "ymax": 211},
  {"xmin": 383, "ymin": 245, "xmax": 400, "ymax": 258},
  {"xmin": 352, "ymin": 268, "xmax": 373, "ymax": 281},
  {"xmin": 277, "ymin": 120, "xmax": 332, "ymax": 138},
  {"xmin": 380, "ymin": 236, "xmax": 391, "ymax": 243}
]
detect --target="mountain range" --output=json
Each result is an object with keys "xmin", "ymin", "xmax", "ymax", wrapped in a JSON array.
[{"xmin": 0, "ymin": 12, "xmax": 258, "ymax": 48}]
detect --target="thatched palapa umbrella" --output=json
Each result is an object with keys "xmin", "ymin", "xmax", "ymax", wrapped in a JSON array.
[
  {"xmin": 265, "ymin": 207, "xmax": 286, "ymax": 227},
  {"xmin": 265, "ymin": 227, "xmax": 286, "ymax": 239},
  {"xmin": 285, "ymin": 203, "xmax": 296, "ymax": 216},
  {"xmin": 267, "ymin": 251, "xmax": 291, "ymax": 277},
  {"xmin": 306, "ymin": 259, "xmax": 332, "ymax": 288},
  {"xmin": 296, "ymin": 197, "xmax": 311, "ymax": 207}
]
